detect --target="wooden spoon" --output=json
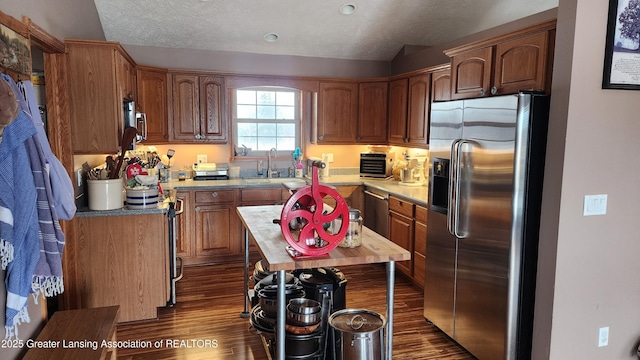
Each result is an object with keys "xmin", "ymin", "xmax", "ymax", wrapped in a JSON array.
[{"xmin": 109, "ymin": 127, "xmax": 138, "ymax": 179}]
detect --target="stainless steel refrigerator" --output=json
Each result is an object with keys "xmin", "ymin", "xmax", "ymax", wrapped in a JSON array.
[{"xmin": 424, "ymin": 92, "xmax": 549, "ymax": 360}]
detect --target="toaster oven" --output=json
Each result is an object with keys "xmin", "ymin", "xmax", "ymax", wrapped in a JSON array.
[{"xmin": 360, "ymin": 152, "xmax": 394, "ymax": 178}]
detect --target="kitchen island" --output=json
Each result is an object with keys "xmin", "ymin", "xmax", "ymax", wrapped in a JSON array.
[{"xmin": 236, "ymin": 204, "xmax": 411, "ymax": 360}]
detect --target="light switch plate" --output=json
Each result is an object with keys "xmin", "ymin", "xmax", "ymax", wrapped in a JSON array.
[
  {"xmin": 197, "ymin": 154, "xmax": 207, "ymax": 164},
  {"xmin": 584, "ymin": 194, "xmax": 607, "ymax": 216}
]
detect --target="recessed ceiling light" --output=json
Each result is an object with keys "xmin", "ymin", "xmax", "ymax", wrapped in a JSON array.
[
  {"xmin": 263, "ymin": 33, "xmax": 279, "ymax": 43},
  {"xmin": 339, "ymin": 4, "xmax": 356, "ymax": 15}
]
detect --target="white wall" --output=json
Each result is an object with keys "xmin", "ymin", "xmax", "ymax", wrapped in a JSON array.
[
  {"xmin": 4, "ymin": 0, "xmax": 105, "ymax": 41},
  {"xmin": 535, "ymin": 0, "xmax": 640, "ymax": 358}
]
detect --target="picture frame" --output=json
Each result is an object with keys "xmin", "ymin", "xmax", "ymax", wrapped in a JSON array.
[
  {"xmin": 0, "ymin": 22, "xmax": 31, "ymax": 76},
  {"xmin": 602, "ymin": 0, "xmax": 640, "ymax": 90}
]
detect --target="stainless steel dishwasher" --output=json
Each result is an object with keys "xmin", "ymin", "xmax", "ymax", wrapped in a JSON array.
[{"xmin": 363, "ymin": 187, "xmax": 389, "ymax": 238}]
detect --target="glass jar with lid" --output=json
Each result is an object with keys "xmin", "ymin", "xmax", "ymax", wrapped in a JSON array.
[{"xmin": 338, "ymin": 208, "xmax": 362, "ymax": 248}]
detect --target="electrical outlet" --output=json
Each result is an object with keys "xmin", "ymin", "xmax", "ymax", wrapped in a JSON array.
[
  {"xmin": 584, "ymin": 194, "xmax": 607, "ymax": 216},
  {"xmin": 598, "ymin": 326, "xmax": 609, "ymax": 347},
  {"xmin": 327, "ymin": 153, "xmax": 334, "ymax": 162},
  {"xmin": 197, "ymin": 154, "xmax": 208, "ymax": 164}
]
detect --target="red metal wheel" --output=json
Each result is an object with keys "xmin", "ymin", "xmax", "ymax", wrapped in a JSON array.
[{"xmin": 279, "ymin": 163, "xmax": 350, "ymax": 256}]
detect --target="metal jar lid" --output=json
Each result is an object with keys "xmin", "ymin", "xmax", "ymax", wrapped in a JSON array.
[
  {"xmin": 329, "ymin": 309, "xmax": 385, "ymax": 333},
  {"xmin": 349, "ymin": 208, "xmax": 361, "ymax": 220}
]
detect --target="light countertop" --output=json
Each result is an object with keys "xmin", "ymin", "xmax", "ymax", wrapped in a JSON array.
[{"xmin": 76, "ymin": 175, "xmax": 429, "ymax": 218}]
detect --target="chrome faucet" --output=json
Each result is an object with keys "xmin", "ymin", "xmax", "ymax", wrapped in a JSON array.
[{"xmin": 268, "ymin": 148, "xmax": 278, "ymax": 178}]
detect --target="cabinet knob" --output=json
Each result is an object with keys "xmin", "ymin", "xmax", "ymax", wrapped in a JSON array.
[
  {"xmin": 212, "ymin": 192, "xmax": 218, "ymax": 198},
  {"xmin": 195, "ymin": 134, "xmax": 200, "ymax": 140},
  {"xmin": 479, "ymin": 88, "xmax": 486, "ymax": 96},
  {"xmin": 490, "ymin": 86, "xmax": 498, "ymax": 95},
  {"xmin": 195, "ymin": 206, "xmax": 200, "ymax": 212},
  {"xmin": 318, "ymin": 135, "xmax": 324, "ymax": 141}
]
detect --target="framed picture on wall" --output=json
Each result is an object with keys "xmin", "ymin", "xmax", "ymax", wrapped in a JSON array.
[
  {"xmin": 0, "ymin": 23, "xmax": 31, "ymax": 76},
  {"xmin": 603, "ymin": 0, "xmax": 640, "ymax": 90}
]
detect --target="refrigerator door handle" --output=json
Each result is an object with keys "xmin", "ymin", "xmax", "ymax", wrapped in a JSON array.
[
  {"xmin": 448, "ymin": 139, "xmax": 463, "ymax": 237},
  {"xmin": 449, "ymin": 139, "xmax": 477, "ymax": 239}
]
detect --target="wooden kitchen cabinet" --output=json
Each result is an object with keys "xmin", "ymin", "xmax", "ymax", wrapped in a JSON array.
[
  {"xmin": 170, "ymin": 73, "xmax": 227, "ymax": 143},
  {"xmin": 431, "ymin": 67, "xmax": 452, "ymax": 102},
  {"xmin": 194, "ymin": 190, "xmax": 238, "ymax": 261},
  {"xmin": 136, "ymin": 66, "xmax": 169, "ymax": 142},
  {"xmin": 316, "ymin": 81, "xmax": 358, "ymax": 143},
  {"xmin": 357, "ymin": 81, "xmax": 388, "ymax": 144},
  {"xmin": 389, "ymin": 196, "xmax": 415, "ymax": 277},
  {"xmin": 447, "ymin": 20, "xmax": 555, "ymax": 100},
  {"xmin": 407, "ymin": 73, "xmax": 430, "ymax": 147},
  {"xmin": 74, "ymin": 213, "xmax": 168, "ymax": 322},
  {"xmin": 387, "ymin": 78, "xmax": 408, "ymax": 145},
  {"xmin": 67, "ymin": 40, "xmax": 136, "ymax": 153},
  {"xmin": 413, "ymin": 205, "xmax": 428, "ymax": 288},
  {"xmin": 387, "ymin": 73, "xmax": 430, "ymax": 148}
]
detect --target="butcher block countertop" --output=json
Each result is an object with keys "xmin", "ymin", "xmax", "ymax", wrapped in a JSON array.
[{"xmin": 236, "ymin": 204, "xmax": 411, "ymax": 271}]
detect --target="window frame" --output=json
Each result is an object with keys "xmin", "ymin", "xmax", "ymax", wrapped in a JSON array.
[{"xmin": 231, "ymin": 86, "xmax": 303, "ymax": 159}]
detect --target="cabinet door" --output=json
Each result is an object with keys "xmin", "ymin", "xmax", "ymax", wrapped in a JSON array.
[
  {"xmin": 413, "ymin": 219, "xmax": 427, "ymax": 288},
  {"xmin": 494, "ymin": 31, "xmax": 550, "ymax": 95},
  {"xmin": 407, "ymin": 74, "xmax": 430, "ymax": 147},
  {"xmin": 67, "ymin": 44, "xmax": 120, "ymax": 153},
  {"xmin": 387, "ymin": 78, "xmax": 408, "ymax": 145},
  {"xmin": 171, "ymin": 74, "xmax": 201, "ymax": 141},
  {"xmin": 431, "ymin": 68, "xmax": 452, "ymax": 102},
  {"xmin": 175, "ymin": 191, "xmax": 192, "ymax": 259},
  {"xmin": 357, "ymin": 82, "xmax": 388, "ymax": 144},
  {"xmin": 75, "ymin": 214, "xmax": 167, "ymax": 322},
  {"xmin": 116, "ymin": 52, "xmax": 135, "ymax": 101},
  {"xmin": 389, "ymin": 211, "xmax": 413, "ymax": 277},
  {"xmin": 137, "ymin": 68, "xmax": 169, "ymax": 142},
  {"xmin": 316, "ymin": 81, "xmax": 358, "ymax": 143},
  {"xmin": 195, "ymin": 205, "xmax": 238, "ymax": 257},
  {"xmin": 450, "ymin": 47, "xmax": 493, "ymax": 100},
  {"xmin": 199, "ymin": 75, "xmax": 227, "ymax": 143}
]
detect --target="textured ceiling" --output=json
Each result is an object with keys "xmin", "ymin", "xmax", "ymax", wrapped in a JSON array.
[{"xmin": 94, "ymin": 0, "xmax": 558, "ymax": 61}]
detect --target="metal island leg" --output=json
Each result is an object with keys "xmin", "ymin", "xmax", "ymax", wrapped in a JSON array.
[
  {"xmin": 241, "ymin": 227, "xmax": 250, "ymax": 318},
  {"xmin": 276, "ymin": 269, "xmax": 286, "ymax": 360},
  {"xmin": 386, "ymin": 260, "xmax": 395, "ymax": 360}
]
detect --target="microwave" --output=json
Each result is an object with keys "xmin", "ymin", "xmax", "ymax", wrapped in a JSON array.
[{"xmin": 360, "ymin": 152, "xmax": 394, "ymax": 178}]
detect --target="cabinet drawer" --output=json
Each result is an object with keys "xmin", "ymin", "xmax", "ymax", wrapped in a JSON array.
[
  {"xmin": 389, "ymin": 196, "xmax": 414, "ymax": 218},
  {"xmin": 415, "ymin": 205, "xmax": 428, "ymax": 224},
  {"xmin": 195, "ymin": 190, "xmax": 235, "ymax": 204},
  {"xmin": 241, "ymin": 188, "xmax": 281, "ymax": 203}
]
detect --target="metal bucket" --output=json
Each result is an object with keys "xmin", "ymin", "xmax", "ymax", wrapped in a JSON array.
[{"xmin": 328, "ymin": 309, "xmax": 385, "ymax": 360}]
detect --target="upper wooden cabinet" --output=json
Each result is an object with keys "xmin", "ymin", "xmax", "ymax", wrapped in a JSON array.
[
  {"xmin": 357, "ymin": 81, "xmax": 388, "ymax": 144},
  {"xmin": 406, "ymin": 73, "xmax": 430, "ymax": 147},
  {"xmin": 136, "ymin": 66, "xmax": 169, "ymax": 143},
  {"xmin": 431, "ymin": 67, "xmax": 452, "ymax": 102},
  {"xmin": 316, "ymin": 81, "xmax": 358, "ymax": 143},
  {"xmin": 169, "ymin": 73, "xmax": 227, "ymax": 143},
  {"xmin": 387, "ymin": 73, "xmax": 430, "ymax": 148},
  {"xmin": 387, "ymin": 78, "xmax": 408, "ymax": 145},
  {"xmin": 446, "ymin": 20, "xmax": 556, "ymax": 100},
  {"xmin": 67, "ymin": 40, "xmax": 136, "ymax": 153}
]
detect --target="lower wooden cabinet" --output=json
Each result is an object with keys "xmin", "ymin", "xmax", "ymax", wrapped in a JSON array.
[
  {"xmin": 388, "ymin": 196, "xmax": 428, "ymax": 288},
  {"xmin": 389, "ymin": 196, "xmax": 415, "ymax": 277},
  {"xmin": 389, "ymin": 210, "xmax": 414, "ymax": 277},
  {"xmin": 413, "ymin": 205, "xmax": 428, "ymax": 287},
  {"xmin": 74, "ymin": 213, "xmax": 168, "ymax": 323}
]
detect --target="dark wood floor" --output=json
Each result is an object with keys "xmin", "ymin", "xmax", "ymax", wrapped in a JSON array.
[{"xmin": 116, "ymin": 262, "xmax": 476, "ymax": 359}]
